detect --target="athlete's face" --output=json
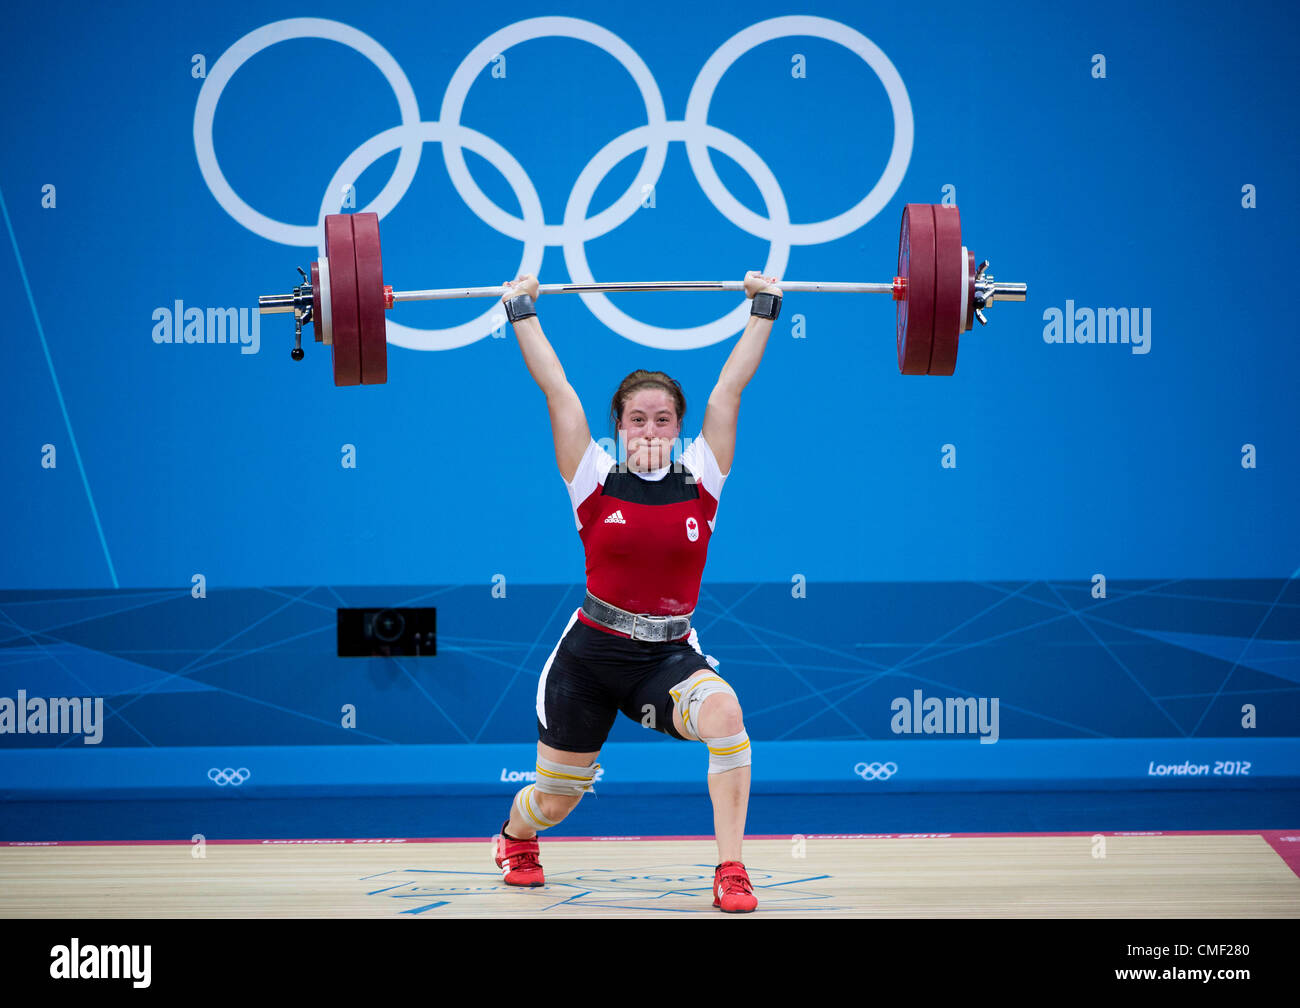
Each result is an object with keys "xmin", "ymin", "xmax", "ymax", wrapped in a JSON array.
[{"xmin": 619, "ymin": 389, "xmax": 680, "ymax": 472}]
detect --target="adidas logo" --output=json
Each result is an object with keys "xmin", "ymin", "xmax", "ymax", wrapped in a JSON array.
[{"xmin": 604, "ymin": 509, "xmax": 627, "ymax": 524}]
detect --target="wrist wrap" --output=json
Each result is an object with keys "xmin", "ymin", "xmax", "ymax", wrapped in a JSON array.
[
  {"xmin": 504, "ymin": 293, "xmax": 537, "ymax": 323},
  {"xmin": 750, "ymin": 291, "xmax": 782, "ymax": 321}
]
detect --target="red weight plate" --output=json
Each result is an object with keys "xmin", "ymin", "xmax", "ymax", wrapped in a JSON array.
[
  {"xmin": 350, "ymin": 211, "xmax": 388, "ymax": 385},
  {"xmin": 896, "ymin": 204, "xmax": 935, "ymax": 375},
  {"xmin": 311, "ymin": 261, "xmax": 323, "ymax": 343},
  {"xmin": 324, "ymin": 214, "xmax": 362, "ymax": 387},
  {"xmin": 929, "ymin": 204, "xmax": 963, "ymax": 376}
]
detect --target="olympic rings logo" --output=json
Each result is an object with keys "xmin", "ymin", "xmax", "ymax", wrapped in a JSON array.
[
  {"xmin": 208, "ymin": 767, "xmax": 251, "ymax": 786},
  {"xmin": 853, "ymin": 761, "xmax": 898, "ymax": 780},
  {"xmin": 195, "ymin": 15, "xmax": 912, "ymax": 351}
]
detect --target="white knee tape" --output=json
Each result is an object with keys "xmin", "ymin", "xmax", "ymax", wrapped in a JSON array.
[
  {"xmin": 669, "ymin": 673, "xmax": 736, "ymax": 742},
  {"xmin": 513, "ymin": 784, "xmax": 559, "ymax": 831},
  {"xmin": 703, "ymin": 731, "xmax": 752, "ymax": 774},
  {"xmin": 532, "ymin": 756, "xmax": 600, "ymax": 797}
]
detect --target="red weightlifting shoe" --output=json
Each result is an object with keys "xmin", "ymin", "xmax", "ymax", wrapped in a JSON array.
[
  {"xmin": 493, "ymin": 825, "xmax": 545, "ymax": 887},
  {"xmin": 713, "ymin": 861, "xmax": 757, "ymax": 913}
]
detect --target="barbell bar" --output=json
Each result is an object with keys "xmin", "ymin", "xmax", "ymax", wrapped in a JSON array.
[
  {"xmin": 258, "ymin": 203, "xmax": 1027, "ymax": 385},
  {"xmin": 260, "ymin": 279, "xmax": 901, "ymax": 307}
]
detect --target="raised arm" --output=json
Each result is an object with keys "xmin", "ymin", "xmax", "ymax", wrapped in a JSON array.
[
  {"xmin": 701, "ymin": 271, "xmax": 782, "ymax": 475},
  {"xmin": 502, "ymin": 274, "xmax": 591, "ymax": 483}
]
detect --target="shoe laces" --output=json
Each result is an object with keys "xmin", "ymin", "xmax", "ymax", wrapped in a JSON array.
[
  {"xmin": 509, "ymin": 849, "xmax": 541, "ymax": 871},
  {"xmin": 717, "ymin": 864, "xmax": 753, "ymax": 895}
]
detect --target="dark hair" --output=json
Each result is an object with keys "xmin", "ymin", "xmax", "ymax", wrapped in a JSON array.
[{"xmin": 609, "ymin": 370, "xmax": 686, "ymax": 433}]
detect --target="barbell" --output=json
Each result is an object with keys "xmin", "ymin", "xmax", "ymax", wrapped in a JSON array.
[{"xmin": 257, "ymin": 203, "xmax": 1027, "ymax": 385}]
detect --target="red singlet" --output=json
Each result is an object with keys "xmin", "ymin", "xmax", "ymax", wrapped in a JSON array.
[{"xmin": 564, "ymin": 434, "xmax": 728, "ymax": 640}]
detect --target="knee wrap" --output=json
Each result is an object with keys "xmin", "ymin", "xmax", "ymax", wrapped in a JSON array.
[
  {"xmin": 532, "ymin": 756, "xmax": 600, "ymax": 797},
  {"xmin": 704, "ymin": 731, "xmax": 752, "ymax": 774},
  {"xmin": 514, "ymin": 758, "xmax": 599, "ymax": 832},
  {"xmin": 513, "ymin": 784, "xmax": 559, "ymax": 831},
  {"xmin": 669, "ymin": 673, "xmax": 737, "ymax": 742}
]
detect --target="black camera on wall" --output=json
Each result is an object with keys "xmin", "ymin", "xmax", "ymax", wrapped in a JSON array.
[{"xmin": 337, "ymin": 607, "xmax": 437, "ymax": 657}]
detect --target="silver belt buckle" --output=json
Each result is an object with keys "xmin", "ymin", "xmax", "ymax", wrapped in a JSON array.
[{"xmin": 630, "ymin": 613, "xmax": 657, "ymax": 642}]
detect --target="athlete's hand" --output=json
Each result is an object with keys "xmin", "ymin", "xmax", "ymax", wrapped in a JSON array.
[
  {"xmin": 502, "ymin": 274, "xmax": 540, "ymax": 302},
  {"xmin": 626, "ymin": 436, "xmax": 672, "ymax": 472},
  {"xmin": 743, "ymin": 270, "xmax": 781, "ymax": 298}
]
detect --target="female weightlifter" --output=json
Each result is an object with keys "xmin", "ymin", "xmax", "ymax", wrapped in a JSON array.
[{"xmin": 490, "ymin": 270, "xmax": 782, "ymax": 913}]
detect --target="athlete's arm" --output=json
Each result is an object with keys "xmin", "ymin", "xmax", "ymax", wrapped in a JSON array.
[
  {"xmin": 701, "ymin": 270, "xmax": 781, "ymax": 475},
  {"xmin": 503, "ymin": 274, "xmax": 592, "ymax": 483}
]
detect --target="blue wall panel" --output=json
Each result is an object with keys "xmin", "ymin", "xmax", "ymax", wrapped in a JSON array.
[{"xmin": 1, "ymin": 1, "xmax": 1296, "ymax": 802}]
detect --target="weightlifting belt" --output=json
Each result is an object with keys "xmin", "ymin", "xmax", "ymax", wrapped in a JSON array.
[{"xmin": 582, "ymin": 591, "xmax": 692, "ymax": 643}]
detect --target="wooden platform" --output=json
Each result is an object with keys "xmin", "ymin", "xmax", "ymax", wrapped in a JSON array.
[{"xmin": 3, "ymin": 832, "xmax": 1298, "ymax": 918}]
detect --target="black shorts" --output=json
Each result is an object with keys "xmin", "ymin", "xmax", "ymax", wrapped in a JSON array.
[{"xmin": 536, "ymin": 613, "xmax": 718, "ymax": 752}]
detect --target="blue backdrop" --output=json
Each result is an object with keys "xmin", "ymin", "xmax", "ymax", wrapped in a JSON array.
[{"xmin": 1, "ymin": 0, "xmax": 1296, "ymax": 808}]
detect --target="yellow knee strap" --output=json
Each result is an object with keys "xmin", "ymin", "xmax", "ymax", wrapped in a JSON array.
[
  {"xmin": 703, "ymin": 731, "xmax": 752, "ymax": 774},
  {"xmin": 513, "ymin": 784, "xmax": 559, "ymax": 830},
  {"xmin": 532, "ymin": 756, "xmax": 600, "ymax": 797},
  {"xmin": 669, "ymin": 674, "xmax": 736, "ymax": 741}
]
